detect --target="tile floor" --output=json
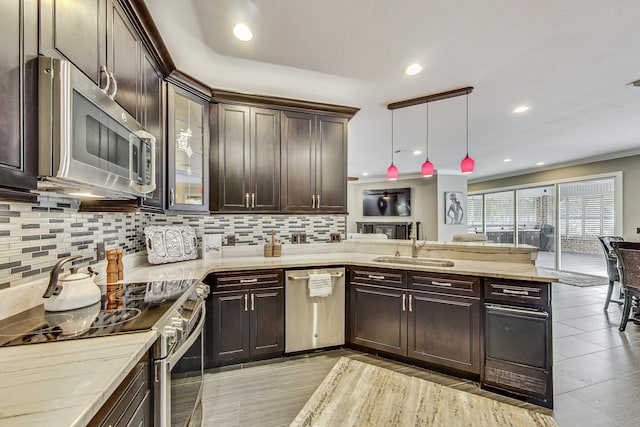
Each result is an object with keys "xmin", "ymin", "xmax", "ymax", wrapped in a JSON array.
[{"xmin": 203, "ymin": 282, "xmax": 640, "ymax": 427}]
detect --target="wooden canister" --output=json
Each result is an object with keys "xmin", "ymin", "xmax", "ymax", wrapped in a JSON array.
[
  {"xmin": 272, "ymin": 244, "xmax": 281, "ymax": 257},
  {"xmin": 263, "ymin": 244, "xmax": 273, "ymax": 257}
]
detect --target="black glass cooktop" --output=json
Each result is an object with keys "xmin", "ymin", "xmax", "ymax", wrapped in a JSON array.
[{"xmin": 0, "ymin": 279, "xmax": 199, "ymax": 347}]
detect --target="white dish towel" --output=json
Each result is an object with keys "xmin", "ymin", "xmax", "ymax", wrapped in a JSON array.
[{"xmin": 308, "ymin": 273, "xmax": 332, "ymax": 298}]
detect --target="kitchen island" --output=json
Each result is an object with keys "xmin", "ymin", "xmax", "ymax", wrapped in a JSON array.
[{"xmin": 0, "ymin": 241, "xmax": 557, "ymax": 424}]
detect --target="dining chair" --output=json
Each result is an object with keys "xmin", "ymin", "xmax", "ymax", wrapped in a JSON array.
[
  {"xmin": 597, "ymin": 236, "xmax": 624, "ymax": 310},
  {"xmin": 611, "ymin": 241, "xmax": 640, "ymax": 332}
]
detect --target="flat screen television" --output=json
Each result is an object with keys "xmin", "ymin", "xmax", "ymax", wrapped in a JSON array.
[{"xmin": 362, "ymin": 188, "xmax": 411, "ymax": 216}]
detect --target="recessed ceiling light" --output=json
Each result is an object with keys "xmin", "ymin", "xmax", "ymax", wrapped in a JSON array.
[
  {"xmin": 513, "ymin": 106, "xmax": 530, "ymax": 113},
  {"xmin": 413, "ymin": 150, "xmax": 422, "ymax": 156},
  {"xmin": 536, "ymin": 162, "xmax": 545, "ymax": 166},
  {"xmin": 503, "ymin": 158, "xmax": 512, "ymax": 163},
  {"xmin": 405, "ymin": 64, "xmax": 422, "ymax": 76},
  {"xmin": 233, "ymin": 23, "xmax": 253, "ymax": 41},
  {"xmin": 362, "ymin": 172, "xmax": 369, "ymax": 176}
]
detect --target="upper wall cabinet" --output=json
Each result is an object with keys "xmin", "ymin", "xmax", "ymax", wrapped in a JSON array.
[
  {"xmin": 167, "ymin": 84, "xmax": 210, "ymax": 213},
  {"xmin": 40, "ymin": 0, "xmax": 162, "ymax": 126},
  {"xmin": 0, "ymin": 0, "xmax": 38, "ymax": 197},
  {"xmin": 280, "ymin": 112, "xmax": 348, "ymax": 213},
  {"xmin": 216, "ymin": 104, "xmax": 280, "ymax": 212}
]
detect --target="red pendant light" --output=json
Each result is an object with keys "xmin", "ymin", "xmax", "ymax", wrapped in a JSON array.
[
  {"xmin": 387, "ymin": 110, "xmax": 399, "ymax": 180},
  {"xmin": 460, "ymin": 93, "xmax": 475, "ymax": 174},
  {"xmin": 421, "ymin": 102, "xmax": 434, "ymax": 177}
]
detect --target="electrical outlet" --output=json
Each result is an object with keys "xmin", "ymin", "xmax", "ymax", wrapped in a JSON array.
[
  {"xmin": 330, "ymin": 232, "xmax": 341, "ymax": 243},
  {"xmin": 637, "ymin": 227, "xmax": 640, "ymax": 234},
  {"xmin": 96, "ymin": 241, "xmax": 106, "ymax": 261},
  {"xmin": 291, "ymin": 233, "xmax": 300, "ymax": 244},
  {"xmin": 299, "ymin": 232, "xmax": 307, "ymax": 243},
  {"xmin": 226, "ymin": 234, "xmax": 236, "ymax": 246}
]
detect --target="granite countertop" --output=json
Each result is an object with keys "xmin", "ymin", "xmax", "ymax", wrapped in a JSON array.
[
  {"xmin": 116, "ymin": 251, "xmax": 557, "ymax": 284},
  {"xmin": 0, "ymin": 243, "xmax": 556, "ymax": 426},
  {"xmin": 0, "ymin": 331, "xmax": 157, "ymax": 427}
]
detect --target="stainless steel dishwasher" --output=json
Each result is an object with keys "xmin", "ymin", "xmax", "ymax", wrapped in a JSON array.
[{"xmin": 285, "ymin": 268, "xmax": 345, "ymax": 353}]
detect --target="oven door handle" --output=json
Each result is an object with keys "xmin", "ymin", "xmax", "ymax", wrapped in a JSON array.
[
  {"xmin": 168, "ymin": 303, "xmax": 206, "ymax": 370},
  {"xmin": 485, "ymin": 303, "xmax": 549, "ymax": 318}
]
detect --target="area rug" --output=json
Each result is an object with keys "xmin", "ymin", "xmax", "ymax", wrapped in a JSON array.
[
  {"xmin": 539, "ymin": 268, "xmax": 608, "ymax": 287},
  {"xmin": 291, "ymin": 357, "xmax": 557, "ymax": 427}
]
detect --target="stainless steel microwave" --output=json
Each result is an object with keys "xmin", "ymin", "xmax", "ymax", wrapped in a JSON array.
[{"xmin": 38, "ymin": 56, "xmax": 156, "ymax": 199}]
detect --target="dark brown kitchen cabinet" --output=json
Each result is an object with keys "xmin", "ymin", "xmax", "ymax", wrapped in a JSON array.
[
  {"xmin": 106, "ymin": 0, "xmax": 141, "ymax": 119},
  {"xmin": 40, "ymin": 0, "xmax": 107, "ymax": 87},
  {"xmin": 40, "ymin": 0, "xmax": 161, "ymax": 123},
  {"xmin": 217, "ymin": 104, "xmax": 280, "ymax": 211},
  {"xmin": 205, "ymin": 270, "xmax": 285, "ymax": 367},
  {"xmin": 281, "ymin": 111, "xmax": 348, "ymax": 213},
  {"xmin": 167, "ymin": 84, "xmax": 210, "ymax": 213},
  {"xmin": 348, "ymin": 268, "xmax": 481, "ymax": 375},
  {"xmin": 0, "ymin": 0, "xmax": 38, "ymax": 196},
  {"xmin": 88, "ymin": 351, "xmax": 152, "ymax": 426},
  {"xmin": 348, "ymin": 267, "xmax": 407, "ymax": 355}
]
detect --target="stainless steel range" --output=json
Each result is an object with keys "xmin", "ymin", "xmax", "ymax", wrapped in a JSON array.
[{"xmin": 0, "ymin": 278, "xmax": 209, "ymax": 427}]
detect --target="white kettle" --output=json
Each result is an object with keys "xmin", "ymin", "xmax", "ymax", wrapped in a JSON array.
[{"xmin": 42, "ymin": 256, "xmax": 102, "ymax": 312}]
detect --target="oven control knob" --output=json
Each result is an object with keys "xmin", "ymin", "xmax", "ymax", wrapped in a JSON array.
[
  {"xmin": 195, "ymin": 284, "xmax": 209, "ymax": 299},
  {"xmin": 164, "ymin": 326, "xmax": 178, "ymax": 346}
]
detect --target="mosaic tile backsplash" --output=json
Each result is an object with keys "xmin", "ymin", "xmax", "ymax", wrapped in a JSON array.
[{"xmin": 0, "ymin": 198, "xmax": 346, "ymax": 289}]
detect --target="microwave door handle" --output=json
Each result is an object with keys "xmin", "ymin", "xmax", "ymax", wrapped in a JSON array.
[
  {"xmin": 99, "ymin": 65, "xmax": 110, "ymax": 95},
  {"xmin": 108, "ymin": 71, "xmax": 117, "ymax": 100}
]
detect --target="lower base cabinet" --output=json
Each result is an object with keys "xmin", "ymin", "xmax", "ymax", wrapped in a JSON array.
[
  {"xmin": 88, "ymin": 351, "xmax": 152, "ymax": 426},
  {"xmin": 205, "ymin": 270, "xmax": 285, "ymax": 367},
  {"xmin": 348, "ymin": 268, "xmax": 481, "ymax": 375},
  {"xmin": 408, "ymin": 290, "xmax": 480, "ymax": 374}
]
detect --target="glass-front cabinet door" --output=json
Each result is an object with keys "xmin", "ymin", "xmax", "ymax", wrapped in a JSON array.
[{"xmin": 167, "ymin": 85, "xmax": 210, "ymax": 212}]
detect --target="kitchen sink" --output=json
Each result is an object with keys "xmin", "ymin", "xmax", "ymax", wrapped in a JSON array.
[{"xmin": 373, "ymin": 256, "xmax": 454, "ymax": 267}]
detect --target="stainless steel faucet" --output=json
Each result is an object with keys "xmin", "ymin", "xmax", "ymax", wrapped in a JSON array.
[{"xmin": 411, "ymin": 222, "xmax": 426, "ymax": 258}]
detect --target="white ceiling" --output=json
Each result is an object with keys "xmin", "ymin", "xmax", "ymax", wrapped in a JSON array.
[{"xmin": 145, "ymin": 0, "xmax": 640, "ymax": 181}]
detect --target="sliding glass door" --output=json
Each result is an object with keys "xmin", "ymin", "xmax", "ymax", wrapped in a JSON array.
[
  {"xmin": 516, "ymin": 186, "xmax": 555, "ymax": 269},
  {"xmin": 485, "ymin": 191, "xmax": 515, "ymax": 244},
  {"xmin": 558, "ymin": 178, "xmax": 615, "ymax": 276}
]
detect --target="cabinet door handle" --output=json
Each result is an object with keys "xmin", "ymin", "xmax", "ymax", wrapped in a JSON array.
[
  {"xmin": 368, "ymin": 274, "xmax": 385, "ymax": 280},
  {"xmin": 402, "ymin": 294, "xmax": 406, "ymax": 312},
  {"xmin": 245, "ymin": 193, "xmax": 250, "ymax": 208},
  {"xmin": 99, "ymin": 65, "xmax": 111, "ymax": 94},
  {"xmin": 432, "ymin": 281, "xmax": 452, "ymax": 287},
  {"xmin": 503, "ymin": 289, "xmax": 529, "ymax": 296},
  {"xmin": 251, "ymin": 193, "xmax": 255, "ymax": 208},
  {"xmin": 244, "ymin": 294, "xmax": 248, "ymax": 311},
  {"xmin": 240, "ymin": 278, "xmax": 258, "ymax": 284},
  {"xmin": 316, "ymin": 194, "xmax": 320, "ymax": 208},
  {"xmin": 169, "ymin": 188, "xmax": 175, "ymax": 206},
  {"xmin": 409, "ymin": 294, "xmax": 413, "ymax": 312},
  {"xmin": 251, "ymin": 293, "xmax": 255, "ymax": 311},
  {"xmin": 108, "ymin": 71, "xmax": 118, "ymax": 100},
  {"xmin": 311, "ymin": 195, "xmax": 316, "ymax": 209}
]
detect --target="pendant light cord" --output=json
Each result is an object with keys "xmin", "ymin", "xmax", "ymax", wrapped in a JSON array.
[
  {"xmin": 465, "ymin": 93, "xmax": 469, "ymax": 156},
  {"xmin": 426, "ymin": 103, "xmax": 429, "ymax": 160},
  {"xmin": 391, "ymin": 110, "xmax": 394, "ymax": 162}
]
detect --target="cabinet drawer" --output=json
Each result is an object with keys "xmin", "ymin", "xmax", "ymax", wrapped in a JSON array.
[
  {"xmin": 484, "ymin": 279, "xmax": 550, "ymax": 306},
  {"xmin": 89, "ymin": 356, "xmax": 149, "ymax": 427},
  {"xmin": 349, "ymin": 267, "xmax": 406, "ymax": 289},
  {"xmin": 205, "ymin": 270, "xmax": 284, "ymax": 292},
  {"xmin": 409, "ymin": 272, "xmax": 480, "ymax": 298}
]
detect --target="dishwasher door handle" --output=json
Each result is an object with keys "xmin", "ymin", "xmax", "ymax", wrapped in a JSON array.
[{"xmin": 287, "ymin": 272, "xmax": 344, "ymax": 280}]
